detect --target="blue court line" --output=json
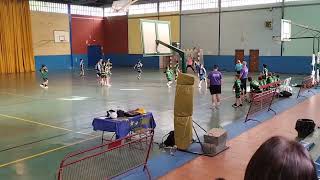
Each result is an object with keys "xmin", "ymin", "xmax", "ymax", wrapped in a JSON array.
[{"xmin": 120, "ymin": 90, "xmax": 320, "ymax": 180}]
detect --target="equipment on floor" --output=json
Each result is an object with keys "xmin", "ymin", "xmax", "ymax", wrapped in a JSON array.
[
  {"xmin": 203, "ymin": 128, "xmax": 228, "ymax": 155},
  {"xmin": 106, "ymin": 110, "xmax": 117, "ymax": 119},
  {"xmin": 279, "ymin": 91, "xmax": 292, "ymax": 98},
  {"xmin": 164, "ymin": 131, "xmax": 175, "ymax": 147},
  {"xmin": 246, "ymin": 89, "xmax": 277, "ymax": 122},
  {"xmin": 297, "ymin": 76, "xmax": 316, "ymax": 98},
  {"xmin": 295, "ymin": 119, "xmax": 315, "ymax": 139},
  {"xmin": 57, "ymin": 129, "xmax": 154, "ymax": 180}
]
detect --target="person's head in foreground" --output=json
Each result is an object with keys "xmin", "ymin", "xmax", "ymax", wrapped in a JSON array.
[
  {"xmin": 248, "ymin": 76, "xmax": 253, "ymax": 82},
  {"xmin": 245, "ymin": 136, "xmax": 317, "ymax": 180}
]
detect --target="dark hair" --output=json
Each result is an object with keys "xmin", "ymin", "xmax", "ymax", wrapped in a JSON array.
[
  {"xmin": 248, "ymin": 77, "xmax": 253, "ymax": 81},
  {"xmin": 263, "ymin": 64, "xmax": 267, "ymax": 68},
  {"xmin": 258, "ymin": 76, "xmax": 263, "ymax": 80},
  {"xmin": 213, "ymin": 65, "xmax": 218, "ymax": 70},
  {"xmin": 245, "ymin": 136, "xmax": 317, "ymax": 180}
]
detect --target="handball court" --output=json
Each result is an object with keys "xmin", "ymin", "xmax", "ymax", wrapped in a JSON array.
[{"xmin": 0, "ymin": 69, "xmax": 308, "ymax": 179}]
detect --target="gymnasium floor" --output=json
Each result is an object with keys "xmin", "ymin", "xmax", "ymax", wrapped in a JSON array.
[{"xmin": 0, "ymin": 68, "xmax": 304, "ymax": 179}]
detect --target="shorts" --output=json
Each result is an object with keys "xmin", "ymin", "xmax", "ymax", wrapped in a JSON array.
[
  {"xmin": 101, "ymin": 74, "xmax": 107, "ymax": 78},
  {"xmin": 235, "ymin": 91, "xmax": 241, "ymax": 98},
  {"xmin": 199, "ymin": 75, "xmax": 205, "ymax": 81},
  {"xmin": 209, "ymin": 85, "xmax": 221, "ymax": 95},
  {"xmin": 137, "ymin": 70, "xmax": 142, "ymax": 73},
  {"xmin": 241, "ymin": 78, "xmax": 247, "ymax": 93}
]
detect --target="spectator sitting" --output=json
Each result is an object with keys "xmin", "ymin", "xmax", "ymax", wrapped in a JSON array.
[
  {"xmin": 248, "ymin": 77, "xmax": 261, "ymax": 93},
  {"xmin": 245, "ymin": 136, "xmax": 317, "ymax": 180}
]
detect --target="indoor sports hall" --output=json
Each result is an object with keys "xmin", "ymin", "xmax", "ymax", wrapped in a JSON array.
[{"xmin": 0, "ymin": 0, "xmax": 320, "ymax": 180}]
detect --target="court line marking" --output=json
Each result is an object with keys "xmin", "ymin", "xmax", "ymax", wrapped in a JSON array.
[
  {"xmin": 0, "ymin": 113, "xmax": 95, "ymax": 137},
  {"xmin": 0, "ymin": 92, "xmax": 48, "ymax": 100},
  {"xmin": 0, "ymin": 135, "xmax": 100, "ymax": 168},
  {"xmin": 119, "ymin": 89, "xmax": 143, "ymax": 91}
]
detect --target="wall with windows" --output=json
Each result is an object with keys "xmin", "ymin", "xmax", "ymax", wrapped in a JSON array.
[{"xmin": 27, "ymin": 0, "xmax": 320, "ymax": 72}]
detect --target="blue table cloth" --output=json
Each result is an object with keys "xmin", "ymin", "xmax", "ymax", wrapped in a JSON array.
[{"xmin": 92, "ymin": 112, "xmax": 156, "ymax": 139}]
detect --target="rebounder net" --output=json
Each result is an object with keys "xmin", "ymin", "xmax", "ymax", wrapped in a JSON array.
[{"xmin": 57, "ymin": 130, "xmax": 154, "ymax": 180}]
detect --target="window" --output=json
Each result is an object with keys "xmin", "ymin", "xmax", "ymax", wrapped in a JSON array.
[
  {"xmin": 71, "ymin": 5, "xmax": 103, "ymax": 17},
  {"xmin": 182, "ymin": 0, "xmax": 218, "ymax": 11},
  {"xmin": 159, "ymin": 1, "xmax": 180, "ymax": 13},
  {"xmin": 104, "ymin": 7, "xmax": 127, "ymax": 17},
  {"xmin": 128, "ymin": 3, "xmax": 157, "ymax": 15},
  {"xmin": 29, "ymin": 0, "xmax": 68, "ymax": 14},
  {"xmin": 221, "ymin": 0, "xmax": 282, "ymax": 8}
]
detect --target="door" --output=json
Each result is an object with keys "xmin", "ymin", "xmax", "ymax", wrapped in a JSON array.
[
  {"xmin": 249, "ymin": 49, "xmax": 259, "ymax": 72},
  {"xmin": 235, "ymin": 49, "xmax": 244, "ymax": 64},
  {"xmin": 87, "ymin": 45, "xmax": 103, "ymax": 68}
]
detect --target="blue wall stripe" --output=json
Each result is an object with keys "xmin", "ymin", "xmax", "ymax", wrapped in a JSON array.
[
  {"xmin": 72, "ymin": 54, "xmax": 88, "ymax": 69},
  {"xmin": 35, "ymin": 54, "xmax": 312, "ymax": 74},
  {"xmin": 71, "ymin": 54, "xmax": 159, "ymax": 69},
  {"xmin": 34, "ymin": 55, "xmax": 71, "ymax": 70},
  {"xmin": 104, "ymin": 54, "xmax": 159, "ymax": 69},
  {"xmin": 204, "ymin": 55, "xmax": 312, "ymax": 74}
]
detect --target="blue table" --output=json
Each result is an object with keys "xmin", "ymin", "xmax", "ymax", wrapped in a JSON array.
[{"xmin": 92, "ymin": 112, "xmax": 156, "ymax": 139}]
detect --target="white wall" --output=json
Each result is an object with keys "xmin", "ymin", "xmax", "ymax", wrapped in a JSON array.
[
  {"xmin": 181, "ymin": 13, "xmax": 219, "ymax": 55},
  {"xmin": 220, "ymin": 8, "xmax": 282, "ymax": 56}
]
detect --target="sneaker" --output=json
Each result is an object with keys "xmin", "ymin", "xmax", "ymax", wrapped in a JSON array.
[
  {"xmin": 232, "ymin": 103, "xmax": 237, "ymax": 106},
  {"xmin": 232, "ymin": 104, "xmax": 239, "ymax": 108},
  {"xmin": 239, "ymin": 104, "xmax": 243, "ymax": 107}
]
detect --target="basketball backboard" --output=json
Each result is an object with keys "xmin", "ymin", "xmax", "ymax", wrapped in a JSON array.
[
  {"xmin": 140, "ymin": 19, "xmax": 172, "ymax": 56},
  {"xmin": 281, "ymin": 19, "xmax": 291, "ymax": 42},
  {"xmin": 54, "ymin": 30, "xmax": 69, "ymax": 43}
]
